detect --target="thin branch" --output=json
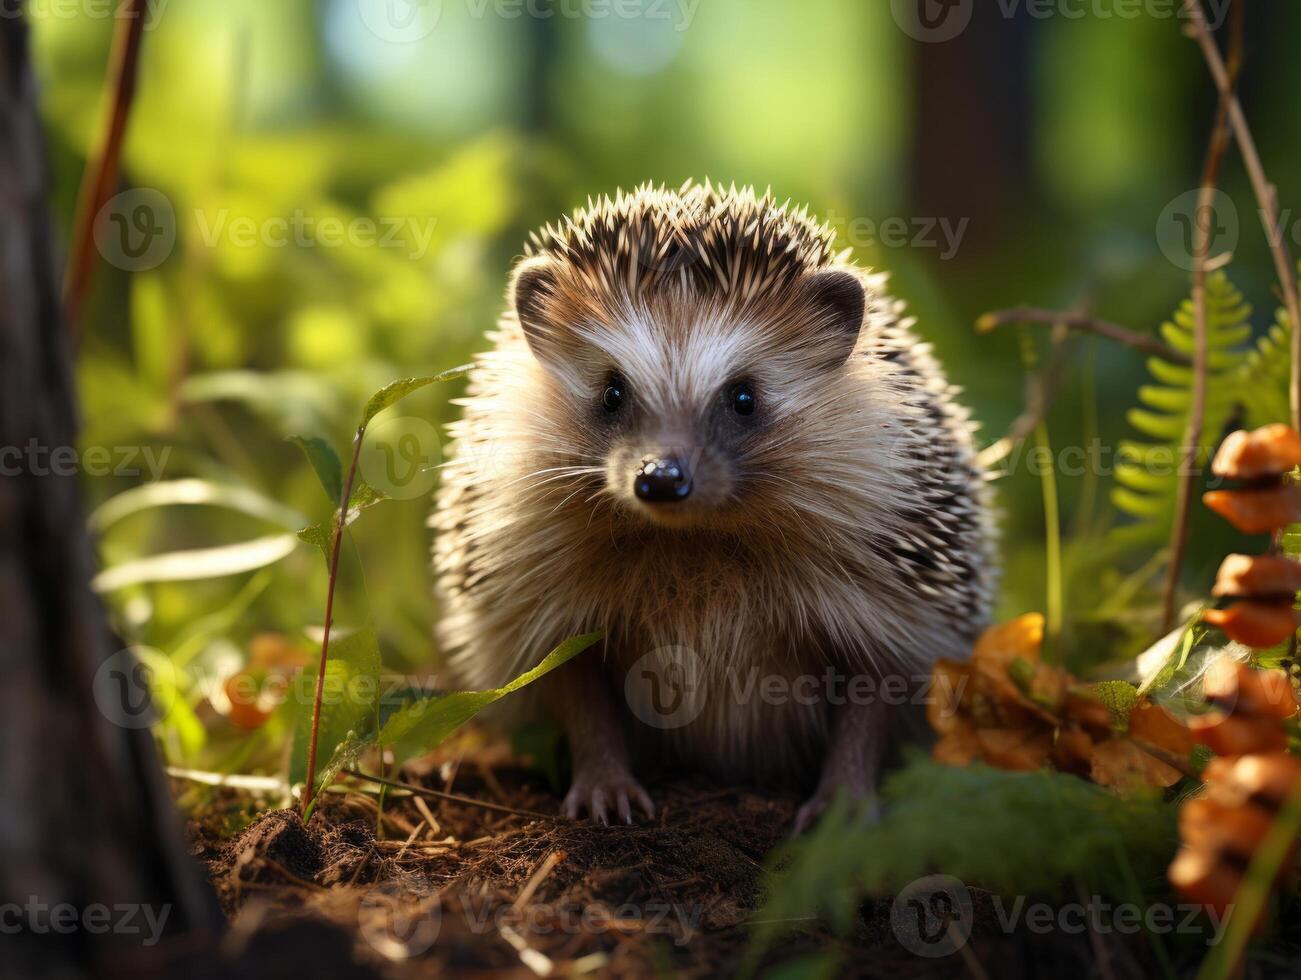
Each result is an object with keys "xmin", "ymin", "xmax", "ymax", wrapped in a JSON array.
[
  {"xmin": 1184, "ymin": 0, "xmax": 1301, "ymax": 432},
  {"xmin": 977, "ymin": 308, "xmax": 1192, "ymax": 365},
  {"xmin": 1163, "ymin": 0, "xmax": 1244, "ymax": 633},
  {"xmin": 301, "ymin": 429, "xmax": 362, "ymax": 814},
  {"xmin": 976, "ymin": 325, "xmax": 1074, "ymax": 470},
  {"xmin": 341, "ymin": 770, "xmax": 557, "ymax": 822},
  {"xmin": 64, "ymin": 0, "xmax": 149, "ymax": 334}
]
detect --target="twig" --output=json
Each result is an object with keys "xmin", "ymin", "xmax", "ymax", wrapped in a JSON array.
[
  {"xmin": 301, "ymin": 429, "xmax": 362, "ymax": 813},
  {"xmin": 1184, "ymin": 0, "xmax": 1301, "ymax": 432},
  {"xmin": 976, "ymin": 324, "xmax": 1074, "ymax": 470},
  {"xmin": 1163, "ymin": 0, "xmax": 1244, "ymax": 633},
  {"xmin": 513, "ymin": 850, "xmax": 565, "ymax": 912},
  {"xmin": 976, "ymin": 308, "xmax": 1192, "ymax": 365},
  {"xmin": 341, "ymin": 769, "xmax": 557, "ymax": 821},
  {"xmin": 64, "ymin": 0, "xmax": 149, "ymax": 334}
]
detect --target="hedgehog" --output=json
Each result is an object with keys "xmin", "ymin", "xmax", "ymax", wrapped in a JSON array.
[{"xmin": 432, "ymin": 181, "xmax": 996, "ymax": 830}]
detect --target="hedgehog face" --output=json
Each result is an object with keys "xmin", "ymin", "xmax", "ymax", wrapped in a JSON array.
[{"xmin": 510, "ymin": 252, "xmax": 867, "ymax": 532}]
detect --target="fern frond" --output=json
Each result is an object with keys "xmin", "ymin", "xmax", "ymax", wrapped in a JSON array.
[
  {"xmin": 748, "ymin": 759, "xmax": 1176, "ymax": 961},
  {"xmin": 1110, "ymin": 271, "xmax": 1295, "ymax": 543}
]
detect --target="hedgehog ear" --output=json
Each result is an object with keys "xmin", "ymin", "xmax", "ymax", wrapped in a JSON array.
[
  {"xmin": 800, "ymin": 270, "xmax": 866, "ymax": 367},
  {"xmin": 512, "ymin": 257, "xmax": 565, "ymax": 367}
]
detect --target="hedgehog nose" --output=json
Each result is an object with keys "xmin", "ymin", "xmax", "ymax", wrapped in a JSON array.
[{"xmin": 635, "ymin": 455, "xmax": 692, "ymax": 503}]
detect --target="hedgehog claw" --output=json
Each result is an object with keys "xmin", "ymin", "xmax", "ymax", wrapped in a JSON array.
[{"xmin": 562, "ymin": 769, "xmax": 654, "ymax": 825}]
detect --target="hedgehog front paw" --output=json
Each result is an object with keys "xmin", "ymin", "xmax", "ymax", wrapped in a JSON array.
[
  {"xmin": 562, "ymin": 766, "xmax": 655, "ymax": 826},
  {"xmin": 792, "ymin": 784, "xmax": 881, "ymax": 837}
]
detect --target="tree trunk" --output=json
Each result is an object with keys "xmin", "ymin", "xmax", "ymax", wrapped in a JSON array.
[{"xmin": 0, "ymin": 4, "xmax": 222, "ymax": 976}]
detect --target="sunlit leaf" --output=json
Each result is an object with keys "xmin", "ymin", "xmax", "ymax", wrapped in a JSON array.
[
  {"xmin": 378, "ymin": 631, "xmax": 602, "ymax": 765},
  {"xmin": 89, "ymin": 478, "xmax": 306, "ymax": 533},
  {"xmin": 91, "ymin": 534, "xmax": 298, "ymax": 592},
  {"xmin": 361, "ymin": 364, "xmax": 472, "ymax": 427}
]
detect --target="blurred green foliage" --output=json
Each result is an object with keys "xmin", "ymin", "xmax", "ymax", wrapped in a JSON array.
[{"xmin": 27, "ymin": 0, "xmax": 1301, "ymax": 772}]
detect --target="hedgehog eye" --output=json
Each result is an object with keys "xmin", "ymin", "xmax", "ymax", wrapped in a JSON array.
[
  {"xmin": 602, "ymin": 376, "xmax": 626, "ymax": 413},
  {"xmin": 729, "ymin": 382, "xmax": 756, "ymax": 417}
]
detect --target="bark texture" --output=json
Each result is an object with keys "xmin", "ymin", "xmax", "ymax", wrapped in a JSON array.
[{"xmin": 0, "ymin": 5, "xmax": 221, "ymax": 976}]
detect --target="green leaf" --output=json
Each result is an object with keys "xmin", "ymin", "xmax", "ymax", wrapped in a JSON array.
[
  {"xmin": 361, "ymin": 364, "xmax": 472, "ymax": 427},
  {"xmin": 304, "ymin": 728, "xmax": 375, "ymax": 818},
  {"xmin": 91, "ymin": 534, "xmax": 299, "ymax": 592},
  {"xmin": 89, "ymin": 478, "xmax": 306, "ymax": 533},
  {"xmin": 296, "ymin": 479, "xmax": 389, "ymax": 560},
  {"xmin": 289, "ymin": 435, "xmax": 343, "ymax": 504},
  {"xmin": 289, "ymin": 624, "xmax": 382, "ymax": 789},
  {"xmin": 378, "ymin": 631, "xmax": 602, "ymax": 765}
]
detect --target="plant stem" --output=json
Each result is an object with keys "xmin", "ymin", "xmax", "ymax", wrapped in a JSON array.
[
  {"xmin": 977, "ymin": 308, "xmax": 1191, "ymax": 365},
  {"xmin": 1034, "ymin": 418, "xmax": 1063, "ymax": 658},
  {"xmin": 341, "ymin": 769, "xmax": 556, "ymax": 821},
  {"xmin": 300, "ymin": 427, "xmax": 363, "ymax": 814},
  {"xmin": 1162, "ymin": 0, "xmax": 1242, "ymax": 633},
  {"xmin": 64, "ymin": 0, "xmax": 149, "ymax": 335},
  {"xmin": 1184, "ymin": 0, "xmax": 1301, "ymax": 433}
]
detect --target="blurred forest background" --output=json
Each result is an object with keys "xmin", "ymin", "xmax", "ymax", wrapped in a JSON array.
[{"xmin": 27, "ymin": 0, "xmax": 1301, "ymax": 772}]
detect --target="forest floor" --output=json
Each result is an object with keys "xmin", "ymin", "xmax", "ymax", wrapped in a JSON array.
[{"xmin": 183, "ymin": 729, "xmax": 1143, "ymax": 978}]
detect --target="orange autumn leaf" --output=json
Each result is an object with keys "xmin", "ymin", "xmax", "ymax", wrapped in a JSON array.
[
  {"xmin": 1168, "ymin": 848, "xmax": 1242, "ymax": 919},
  {"xmin": 1203, "ymin": 658, "xmax": 1300, "ymax": 721},
  {"xmin": 1203, "ymin": 601, "xmax": 1299, "ymax": 649},
  {"xmin": 1188, "ymin": 712, "xmax": 1289, "ymax": 756},
  {"xmin": 1210, "ymin": 423, "xmax": 1301, "ymax": 481},
  {"xmin": 1203, "ymin": 485, "xmax": 1301, "ymax": 535},
  {"xmin": 1127, "ymin": 701, "xmax": 1195, "ymax": 757},
  {"xmin": 974, "ymin": 727, "xmax": 1053, "ymax": 771},
  {"xmin": 1090, "ymin": 738, "xmax": 1183, "ymax": 790},
  {"xmin": 1213, "ymin": 553, "xmax": 1301, "ymax": 599},
  {"xmin": 1180, "ymin": 795, "xmax": 1275, "ymax": 859},
  {"xmin": 927, "ymin": 659, "xmax": 970, "ymax": 735}
]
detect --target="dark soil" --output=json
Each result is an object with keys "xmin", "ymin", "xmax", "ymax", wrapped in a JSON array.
[{"xmin": 185, "ymin": 730, "xmax": 1161, "ymax": 978}]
